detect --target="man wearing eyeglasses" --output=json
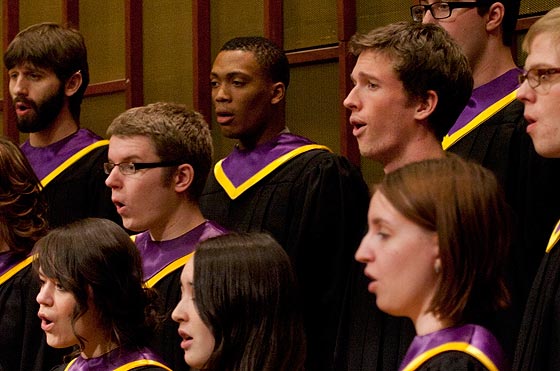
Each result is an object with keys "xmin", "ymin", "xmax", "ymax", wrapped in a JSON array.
[
  {"xmin": 105, "ymin": 102, "xmax": 226, "ymax": 371},
  {"xmin": 514, "ymin": 8, "xmax": 560, "ymax": 371},
  {"xmin": 3, "ymin": 23, "xmax": 121, "ymax": 230},
  {"xmin": 413, "ymin": 0, "xmax": 560, "ymax": 360}
]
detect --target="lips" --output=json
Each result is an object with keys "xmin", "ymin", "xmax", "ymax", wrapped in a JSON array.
[
  {"xmin": 14, "ymin": 99, "xmax": 33, "ymax": 116},
  {"xmin": 349, "ymin": 117, "xmax": 366, "ymax": 136},
  {"xmin": 178, "ymin": 329, "xmax": 193, "ymax": 350},
  {"xmin": 215, "ymin": 110, "xmax": 234, "ymax": 125},
  {"xmin": 38, "ymin": 312, "xmax": 54, "ymax": 332}
]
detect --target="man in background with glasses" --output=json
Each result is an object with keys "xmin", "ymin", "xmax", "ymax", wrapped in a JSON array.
[
  {"xmin": 3, "ymin": 22, "xmax": 121, "ymax": 229},
  {"xmin": 514, "ymin": 8, "xmax": 560, "ymax": 371},
  {"xmin": 105, "ymin": 102, "xmax": 226, "ymax": 371},
  {"xmin": 413, "ymin": 0, "xmax": 560, "ymax": 359}
]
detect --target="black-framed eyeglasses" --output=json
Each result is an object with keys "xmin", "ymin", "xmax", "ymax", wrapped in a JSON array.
[
  {"xmin": 103, "ymin": 161, "xmax": 182, "ymax": 175},
  {"xmin": 518, "ymin": 68, "xmax": 560, "ymax": 92},
  {"xmin": 410, "ymin": 2, "xmax": 481, "ymax": 22}
]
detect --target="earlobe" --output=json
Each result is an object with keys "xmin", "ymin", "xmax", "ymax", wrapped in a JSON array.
[
  {"xmin": 270, "ymin": 82, "xmax": 285, "ymax": 105},
  {"xmin": 65, "ymin": 70, "xmax": 83, "ymax": 97}
]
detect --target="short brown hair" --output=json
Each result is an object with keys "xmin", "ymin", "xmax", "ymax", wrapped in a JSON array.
[{"xmin": 376, "ymin": 155, "xmax": 511, "ymax": 324}]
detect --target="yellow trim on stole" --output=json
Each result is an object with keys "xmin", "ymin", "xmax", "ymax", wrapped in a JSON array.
[
  {"xmin": 41, "ymin": 140, "xmax": 109, "ymax": 188},
  {"xmin": 64, "ymin": 357, "xmax": 172, "ymax": 371},
  {"xmin": 442, "ymin": 90, "xmax": 519, "ymax": 150},
  {"xmin": 546, "ymin": 219, "xmax": 560, "ymax": 253},
  {"xmin": 401, "ymin": 342, "xmax": 500, "ymax": 371},
  {"xmin": 215, "ymin": 144, "xmax": 331, "ymax": 200},
  {"xmin": 113, "ymin": 360, "xmax": 172, "ymax": 371},
  {"xmin": 145, "ymin": 252, "xmax": 194, "ymax": 288},
  {"xmin": 0, "ymin": 255, "xmax": 34, "ymax": 286}
]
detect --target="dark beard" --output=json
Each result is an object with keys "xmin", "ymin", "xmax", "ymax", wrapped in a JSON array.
[{"xmin": 15, "ymin": 86, "xmax": 66, "ymax": 133}]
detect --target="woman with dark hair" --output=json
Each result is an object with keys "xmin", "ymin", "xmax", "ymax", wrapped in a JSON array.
[
  {"xmin": 0, "ymin": 136, "xmax": 64, "ymax": 371},
  {"xmin": 33, "ymin": 217, "xmax": 171, "ymax": 371},
  {"xmin": 172, "ymin": 232, "xmax": 306, "ymax": 371},
  {"xmin": 356, "ymin": 156, "xmax": 512, "ymax": 371}
]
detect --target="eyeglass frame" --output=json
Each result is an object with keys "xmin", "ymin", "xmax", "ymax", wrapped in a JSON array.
[
  {"xmin": 103, "ymin": 161, "xmax": 183, "ymax": 175},
  {"xmin": 410, "ymin": 2, "xmax": 481, "ymax": 23},
  {"xmin": 518, "ymin": 68, "xmax": 560, "ymax": 92}
]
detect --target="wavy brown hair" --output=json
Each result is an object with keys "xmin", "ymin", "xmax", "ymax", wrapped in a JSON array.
[{"xmin": 0, "ymin": 136, "xmax": 47, "ymax": 254}]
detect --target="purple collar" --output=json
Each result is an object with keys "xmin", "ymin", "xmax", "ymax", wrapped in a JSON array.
[
  {"xmin": 21, "ymin": 128, "xmax": 103, "ymax": 180},
  {"xmin": 135, "ymin": 220, "xmax": 226, "ymax": 281},
  {"xmin": 448, "ymin": 68, "xmax": 522, "ymax": 136},
  {"xmin": 220, "ymin": 133, "xmax": 315, "ymax": 187},
  {"xmin": 0, "ymin": 251, "xmax": 30, "ymax": 278},
  {"xmin": 65, "ymin": 346, "xmax": 167, "ymax": 371},
  {"xmin": 399, "ymin": 324, "xmax": 506, "ymax": 371}
]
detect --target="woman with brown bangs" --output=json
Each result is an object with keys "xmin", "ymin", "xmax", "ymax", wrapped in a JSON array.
[
  {"xmin": 356, "ymin": 155, "xmax": 512, "ymax": 371},
  {"xmin": 33, "ymin": 218, "xmax": 171, "ymax": 371}
]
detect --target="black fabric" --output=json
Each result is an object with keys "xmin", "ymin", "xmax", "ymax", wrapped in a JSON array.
[
  {"xmin": 448, "ymin": 99, "xmax": 560, "ymax": 359},
  {"xmin": 512, "ymin": 244, "xmax": 560, "ymax": 371},
  {"xmin": 200, "ymin": 149, "xmax": 370, "ymax": 371},
  {"xmin": 416, "ymin": 351, "xmax": 493, "ymax": 371},
  {"xmin": 41, "ymin": 145, "xmax": 122, "ymax": 229},
  {"xmin": 0, "ymin": 264, "xmax": 68, "ymax": 371},
  {"xmin": 334, "ymin": 258, "xmax": 415, "ymax": 371},
  {"xmin": 150, "ymin": 269, "xmax": 191, "ymax": 371}
]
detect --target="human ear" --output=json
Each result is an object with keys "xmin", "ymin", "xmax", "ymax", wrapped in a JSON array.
[
  {"xmin": 270, "ymin": 82, "xmax": 286, "ymax": 105},
  {"xmin": 65, "ymin": 70, "xmax": 83, "ymax": 97},
  {"xmin": 485, "ymin": 2, "xmax": 505, "ymax": 34},
  {"xmin": 414, "ymin": 90, "xmax": 438, "ymax": 121},
  {"xmin": 175, "ymin": 163, "xmax": 194, "ymax": 193}
]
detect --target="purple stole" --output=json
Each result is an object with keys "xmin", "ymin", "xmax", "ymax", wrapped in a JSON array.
[
  {"xmin": 399, "ymin": 324, "xmax": 506, "ymax": 371},
  {"xmin": 0, "ymin": 252, "xmax": 33, "ymax": 286},
  {"xmin": 21, "ymin": 128, "xmax": 106, "ymax": 186},
  {"xmin": 546, "ymin": 219, "xmax": 560, "ymax": 253},
  {"xmin": 62, "ymin": 346, "xmax": 170, "ymax": 371},
  {"xmin": 135, "ymin": 220, "xmax": 226, "ymax": 287},
  {"xmin": 442, "ymin": 68, "xmax": 523, "ymax": 150},
  {"xmin": 214, "ymin": 133, "xmax": 331, "ymax": 199}
]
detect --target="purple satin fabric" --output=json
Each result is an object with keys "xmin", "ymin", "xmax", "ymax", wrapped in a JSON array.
[
  {"xmin": 20, "ymin": 128, "xmax": 103, "ymax": 180},
  {"xmin": 0, "ymin": 252, "xmax": 28, "ymax": 277},
  {"xmin": 65, "ymin": 346, "xmax": 165, "ymax": 371},
  {"xmin": 399, "ymin": 324, "xmax": 506, "ymax": 371},
  {"xmin": 220, "ymin": 133, "xmax": 314, "ymax": 187},
  {"xmin": 448, "ymin": 68, "xmax": 523, "ymax": 136},
  {"xmin": 135, "ymin": 220, "xmax": 226, "ymax": 281}
]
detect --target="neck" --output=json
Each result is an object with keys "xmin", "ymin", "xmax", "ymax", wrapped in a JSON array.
[
  {"xmin": 149, "ymin": 204, "xmax": 206, "ymax": 241},
  {"xmin": 413, "ymin": 311, "xmax": 452, "ymax": 336},
  {"xmin": 29, "ymin": 110, "xmax": 79, "ymax": 147},
  {"xmin": 471, "ymin": 44, "xmax": 517, "ymax": 88},
  {"xmin": 82, "ymin": 340, "xmax": 119, "ymax": 359},
  {"xmin": 383, "ymin": 135, "xmax": 445, "ymax": 174}
]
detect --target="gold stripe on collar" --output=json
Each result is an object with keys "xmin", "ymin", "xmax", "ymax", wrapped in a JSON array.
[
  {"xmin": 41, "ymin": 140, "xmax": 109, "ymax": 188},
  {"xmin": 401, "ymin": 342, "xmax": 499, "ymax": 371},
  {"xmin": 145, "ymin": 252, "xmax": 194, "ymax": 288},
  {"xmin": 546, "ymin": 219, "xmax": 560, "ymax": 253},
  {"xmin": 215, "ymin": 144, "xmax": 330, "ymax": 200},
  {"xmin": 0, "ymin": 255, "xmax": 34, "ymax": 286},
  {"xmin": 442, "ymin": 90, "xmax": 519, "ymax": 150},
  {"xmin": 114, "ymin": 360, "xmax": 172, "ymax": 371}
]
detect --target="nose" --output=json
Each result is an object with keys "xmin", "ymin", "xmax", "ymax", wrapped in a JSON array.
[
  {"xmin": 171, "ymin": 299, "xmax": 188, "ymax": 323},
  {"xmin": 343, "ymin": 86, "xmax": 359, "ymax": 111},
  {"xmin": 10, "ymin": 75, "xmax": 28, "ymax": 97},
  {"xmin": 355, "ymin": 235, "xmax": 374, "ymax": 264},
  {"xmin": 516, "ymin": 80, "xmax": 534, "ymax": 104},
  {"xmin": 422, "ymin": 10, "xmax": 436, "ymax": 24},
  {"xmin": 36, "ymin": 281, "xmax": 54, "ymax": 306},
  {"xmin": 105, "ymin": 165, "xmax": 122, "ymax": 189},
  {"xmin": 213, "ymin": 84, "xmax": 231, "ymax": 103}
]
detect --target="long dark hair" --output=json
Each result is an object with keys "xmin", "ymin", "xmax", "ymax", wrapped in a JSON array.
[{"xmin": 194, "ymin": 232, "xmax": 306, "ymax": 371}]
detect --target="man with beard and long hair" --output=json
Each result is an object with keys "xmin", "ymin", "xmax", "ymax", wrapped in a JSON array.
[{"xmin": 3, "ymin": 22, "xmax": 121, "ymax": 229}]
